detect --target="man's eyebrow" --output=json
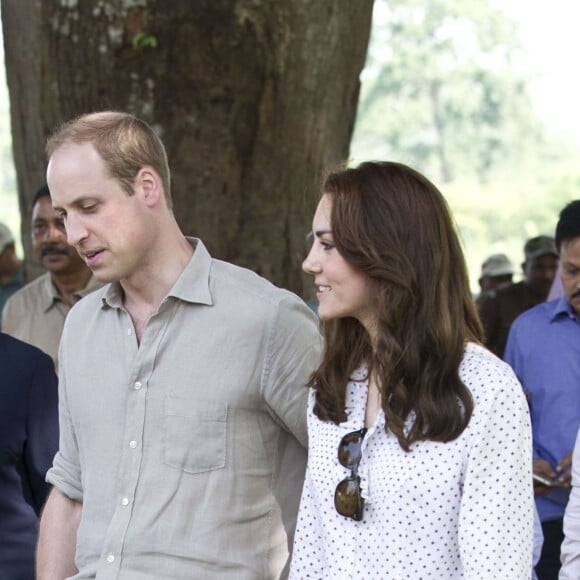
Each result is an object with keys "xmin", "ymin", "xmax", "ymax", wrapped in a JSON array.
[{"xmin": 52, "ymin": 194, "xmax": 95, "ymax": 211}]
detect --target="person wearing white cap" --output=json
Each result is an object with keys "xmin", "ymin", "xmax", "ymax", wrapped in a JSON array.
[
  {"xmin": 478, "ymin": 236, "xmax": 558, "ymax": 357},
  {"xmin": 0, "ymin": 221, "xmax": 24, "ymax": 323},
  {"xmin": 476, "ymin": 252, "xmax": 514, "ymax": 302}
]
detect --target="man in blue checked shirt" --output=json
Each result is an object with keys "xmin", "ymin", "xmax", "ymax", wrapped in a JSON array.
[{"xmin": 504, "ymin": 200, "xmax": 580, "ymax": 580}]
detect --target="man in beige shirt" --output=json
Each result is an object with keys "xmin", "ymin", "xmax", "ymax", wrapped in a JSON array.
[
  {"xmin": 1, "ymin": 186, "xmax": 99, "ymax": 366},
  {"xmin": 37, "ymin": 112, "xmax": 321, "ymax": 580}
]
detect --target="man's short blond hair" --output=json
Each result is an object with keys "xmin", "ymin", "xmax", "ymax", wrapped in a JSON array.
[{"xmin": 46, "ymin": 111, "xmax": 172, "ymax": 209}]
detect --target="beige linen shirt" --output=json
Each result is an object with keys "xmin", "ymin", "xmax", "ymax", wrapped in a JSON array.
[
  {"xmin": 47, "ymin": 238, "xmax": 322, "ymax": 580},
  {"xmin": 1, "ymin": 272, "xmax": 100, "ymax": 367}
]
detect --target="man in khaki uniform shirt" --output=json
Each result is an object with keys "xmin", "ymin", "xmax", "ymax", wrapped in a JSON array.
[
  {"xmin": 37, "ymin": 112, "xmax": 322, "ymax": 580},
  {"xmin": 2, "ymin": 186, "xmax": 99, "ymax": 366}
]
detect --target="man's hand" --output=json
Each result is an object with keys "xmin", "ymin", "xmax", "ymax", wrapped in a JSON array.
[
  {"xmin": 556, "ymin": 451, "xmax": 573, "ymax": 488},
  {"xmin": 533, "ymin": 458, "xmax": 557, "ymax": 496}
]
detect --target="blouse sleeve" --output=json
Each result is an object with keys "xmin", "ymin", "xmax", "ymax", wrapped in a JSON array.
[
  {"xmin": 560, "ymin": 428, "xmax": 580, "ymax": 580},
  {"xmin": 289, "ymin": 389, "xmax": 326, "ymax": 579},
  {"xmin": 458, "ymin": 373, "xmax": 534, "ymax": 579}
]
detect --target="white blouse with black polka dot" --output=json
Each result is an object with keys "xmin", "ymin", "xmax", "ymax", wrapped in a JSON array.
[{"xmin": 290, "ymin": 343, "xmax": 534, "ymax": 580}]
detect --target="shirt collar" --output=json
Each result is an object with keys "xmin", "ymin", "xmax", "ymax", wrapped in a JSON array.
[
  {"xmin": 102, "ymin": 237, "xmax": 214, "ymax": 310},
  {"xmin": 42, "ymin": 273, "xmax": 101, "ymax": 312},
  {"xmin": 40, "ymin": 273, "xmax": 61, "ymax": 311},
  {"xmin": 549, "ymin": 296, "xmax": 577, "ymax": 322}
]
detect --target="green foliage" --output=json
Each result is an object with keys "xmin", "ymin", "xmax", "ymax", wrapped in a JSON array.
[
  {"xmin": 354, "ymin": 0, "xmax": 540, "ymax": 183},
  {"xmin": 132, "ymin": 31, "xmax": 158, "ymax": 50},
  {"xmin": 351, "ymin": 0, "xmax": 580, "ymax": 289}
]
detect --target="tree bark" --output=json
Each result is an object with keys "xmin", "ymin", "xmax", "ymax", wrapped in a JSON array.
[{"xmin": 2, "ymin": 0, "xmax": 373, "ymax": 294}]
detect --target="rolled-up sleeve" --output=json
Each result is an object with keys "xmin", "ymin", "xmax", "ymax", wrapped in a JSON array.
[
  {"xmin": 45, "ymin": 330, "xmax": 83, "ymax": 502},
  {"xmin": 262, "ymin": 295, "xmax": 322, "ymax": 448}
]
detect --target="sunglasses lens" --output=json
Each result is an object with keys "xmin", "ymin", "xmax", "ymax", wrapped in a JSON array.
[
  {"xmin": 337, "ymin": 429, "xmax": 365, "ymax": 469},
  {"xmin": 334, "ymin": 477, "xmax": 364, "ymax": 521}
]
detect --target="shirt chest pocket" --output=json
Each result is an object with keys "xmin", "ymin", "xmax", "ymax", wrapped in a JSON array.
[{"xmin": 163, "ymin": 397, "xmax": 227, "ymax": 474}]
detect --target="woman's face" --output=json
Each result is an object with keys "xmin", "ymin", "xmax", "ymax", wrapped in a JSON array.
[{"xmin": 303, "ymin": 194, "xmax": 375, "ymax": 333}]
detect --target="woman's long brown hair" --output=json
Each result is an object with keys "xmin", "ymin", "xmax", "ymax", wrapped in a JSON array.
[{"xmin": 310, "ymin": 161, "xmax": 483, "ymax": 451}]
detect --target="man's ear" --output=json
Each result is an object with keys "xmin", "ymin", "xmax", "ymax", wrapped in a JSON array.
[{"xmin": 135, "ymin": 167, "xmax": 162, "ymax": 207}]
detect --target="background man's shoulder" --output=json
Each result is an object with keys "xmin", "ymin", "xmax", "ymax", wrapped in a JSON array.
[{"xmin": 3, "ymin": 272, "xmax": 51, "ymax": 307}]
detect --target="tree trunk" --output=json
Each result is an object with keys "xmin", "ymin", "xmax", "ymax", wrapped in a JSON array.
[{"xmin": 2, "ymin": 0, "xmax": 373, "ymax": 294}]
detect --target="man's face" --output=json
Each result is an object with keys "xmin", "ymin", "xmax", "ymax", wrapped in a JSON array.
[
  {"xmin": 523, "ymin": 253, "xmax": 558, "ymax": 298},
  {"xmin": 480, "ymin": 274, "xmax": 513, "ymax": 293},
  {"xmin": 32, "ymin": 195, "xmax": 87, "ymax": 275},
  {"xmin": 47, "ymin": 141, "xmax": 155, "ymax": 284},
  {"xmin": 560, "ymin": 237, "xmax": 580, "ymax": 315}
]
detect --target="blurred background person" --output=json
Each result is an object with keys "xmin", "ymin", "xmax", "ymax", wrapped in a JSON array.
[
  {"xmin": 478, "ymin": 235, "xmax": 558, "ymax": 357},
  {"xmin": 0, "ymin": 331, "xmax": 58, "ymax": 578},
  {"xmin": 476, "ymin": 252, "xmax": 514, "ymax": 303},
  {"xmin": 547, "ymin": 265, "xmax": 564, "ymax": 301},
  {"xmin": 0, "ymin": 221, "xmax": 24, "ymax": 324},
  {"xmin": 1, "ymin": 185, "xmax": 99, "ymax": 367},
  {"xmin": 504, "ymin": 201, "xmax": 580, "ymax": 579}
]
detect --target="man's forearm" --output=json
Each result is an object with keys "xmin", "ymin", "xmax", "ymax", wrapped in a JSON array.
[{"xmin": 37, "ymin": 488, "xmax": 82, "ymax": 579}]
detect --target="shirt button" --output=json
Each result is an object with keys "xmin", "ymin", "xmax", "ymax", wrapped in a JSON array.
[
  {"xmin": 129, "ymin": 440, "xmax": 137, "ymax": 449},
  {"xmin": 127, "ymin": 328, "xmax": 132, "ymax": 335},
  {"xmin": 106, "ymin": 553, "xmax": 115, "ymax": 563},
  {"xmin": 121, "ymin": 497, "xmax": 129, "ymax": 506},
  {"xmin": 134, "ymin": 381, "xmax": 142, "ymax": 390}
]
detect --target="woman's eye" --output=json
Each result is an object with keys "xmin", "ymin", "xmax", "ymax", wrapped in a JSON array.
[{"xmin": 321, "ymin": 241, "xmax": 335, "ymax": 251}]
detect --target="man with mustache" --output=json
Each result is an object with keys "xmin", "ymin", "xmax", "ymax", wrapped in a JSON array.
[
  {"xmin": 1, "ymin": 185, "xmax": 100, "ymax": 367},
  {"xmin": 504, "ymin": 201, "xmax": 580, "ymax": 580}
]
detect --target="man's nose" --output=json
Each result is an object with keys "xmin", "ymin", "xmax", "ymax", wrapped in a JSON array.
[{"xmin": 64, "ymin": 216, "xmax": 87, "ymax": 247}]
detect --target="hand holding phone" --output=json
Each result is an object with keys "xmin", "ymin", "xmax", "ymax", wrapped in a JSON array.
[{"xmin": 533, "ymin": 472, "xmax": 568, "ymax": 487}]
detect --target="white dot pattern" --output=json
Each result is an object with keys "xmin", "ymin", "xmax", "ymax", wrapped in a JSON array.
[{"xmin": 290, "ymin": 343, "xmax": 534, "ymax": 579}]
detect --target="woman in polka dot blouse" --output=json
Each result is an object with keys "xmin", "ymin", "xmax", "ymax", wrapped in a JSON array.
[{"xmin": 291, "ymin": 161, "xmax": 534, "ymax": 579}]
